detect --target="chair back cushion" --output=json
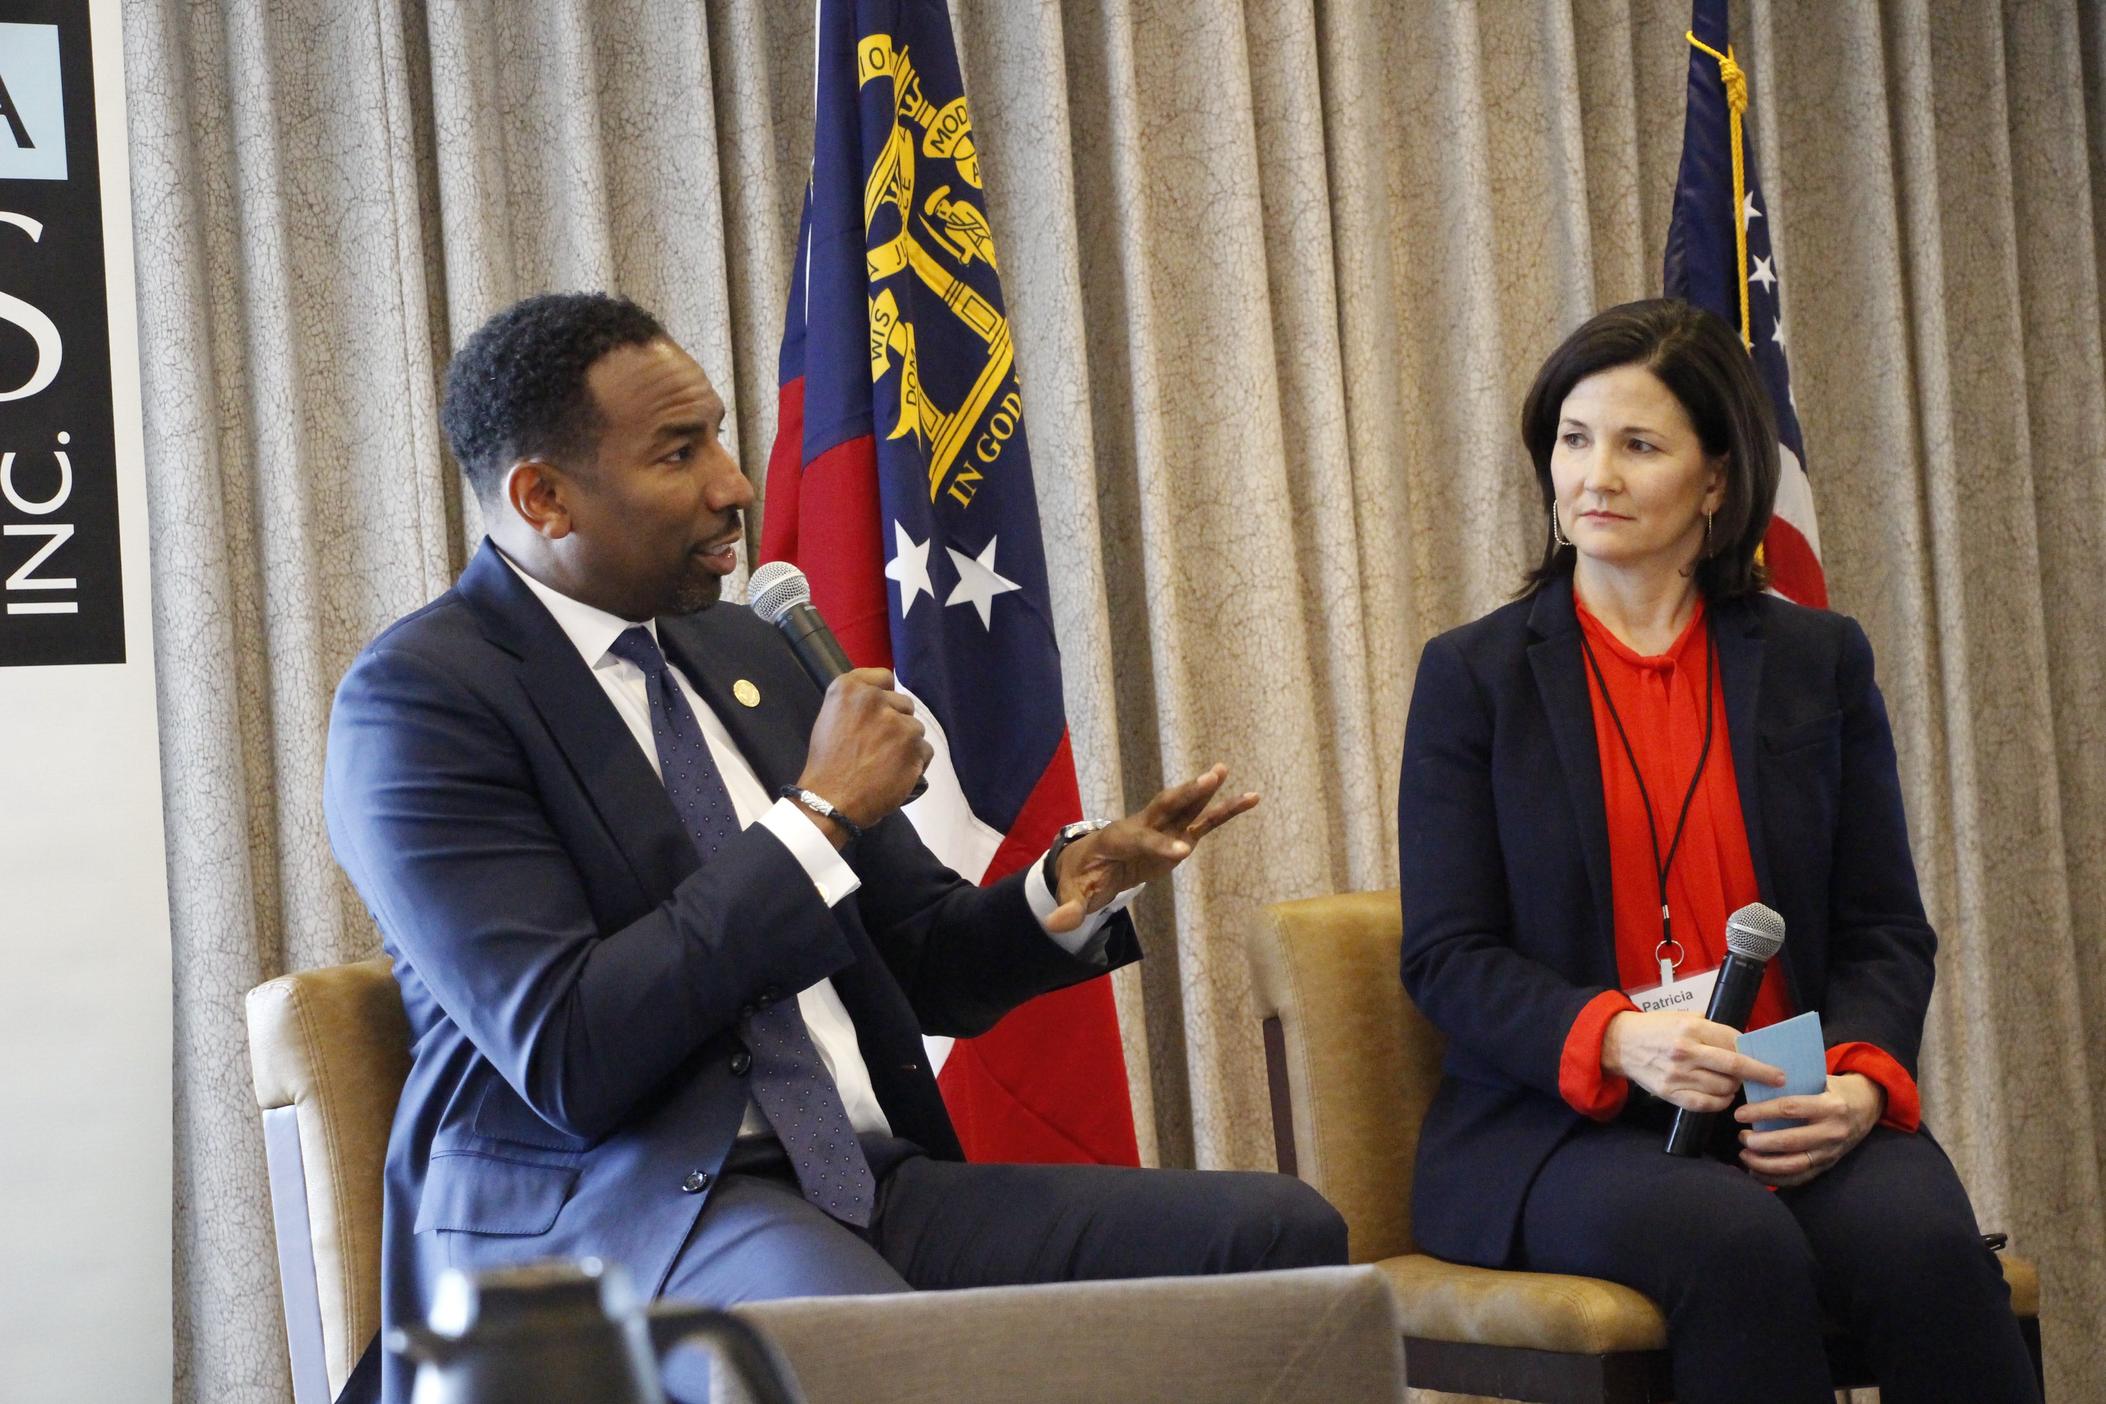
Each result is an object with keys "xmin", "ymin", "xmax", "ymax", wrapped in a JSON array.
[
  {"xmin": 247, "ymin": 956, "xmax": 409, "ymax": 1400},
  {"xmin": 1245, "ymin": 889, "xmax": 1443, "ymax": 1263}
]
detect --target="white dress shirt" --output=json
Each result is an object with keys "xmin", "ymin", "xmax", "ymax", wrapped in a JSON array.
[{"xmin": 500, "ymin": 554, "xmax": 1125, "ymax": 1140}]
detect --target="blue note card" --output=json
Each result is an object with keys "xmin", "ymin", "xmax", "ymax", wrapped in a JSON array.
[{"xmin": 1737, "ymin": 1011, "xmax": 1827, "ymax": 1133}]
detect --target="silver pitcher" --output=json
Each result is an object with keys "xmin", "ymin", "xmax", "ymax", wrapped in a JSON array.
[{"xmin": 391, "ymin": 1258, "xmax": 806, "ymax": 1404}]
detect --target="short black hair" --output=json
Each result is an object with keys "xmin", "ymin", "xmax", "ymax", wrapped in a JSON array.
[
  {"xmin": 440, "ymin": 291, "xmax": 668, "ymax": 501},
  {"xmin": 1519, "ymin": 298, "xmax": 1778, "ymax": 600}
]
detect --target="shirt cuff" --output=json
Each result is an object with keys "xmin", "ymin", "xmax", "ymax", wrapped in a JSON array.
[
  {"xmin": 1560, "ymin": 990, "xmax": 1640, "ymax": 1121},
  {"xmin": 757, "ymin": 798, "xmax": 863, "ymax": 909},
  {"xmin": 1827, "ymin": 1041, "xmax": 1921, "ymax": 1132},
  {"xmin": 1023, "ymin": 846, "xmax": 1141, "ymax": 958}
]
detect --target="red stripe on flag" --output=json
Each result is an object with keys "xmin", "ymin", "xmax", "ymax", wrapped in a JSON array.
[
  {"xmin": 938, "ymin": 982, "xmax": 1138, "ymax": 1165},
  {"xmin": 760, "ymin": 376, "xmax": 810, "ymax": 565},
  {"xmin": 1763, "ymin": 517, "xmax": 1829, "ymax": 609},
  {"xmin": 760, "ymin": 383, "xmax": 892, "ymax": 668},
  {"xmin": 984, "ymin": 728, "xmax": 1082, "ymax": 883},
  {"xmin": 940, "ymin": 730, "xmax": 1141, "ymax": 1166}
]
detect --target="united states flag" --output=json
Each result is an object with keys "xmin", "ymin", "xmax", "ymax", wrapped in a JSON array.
[{"xmin": 1664, "ymin": 0, "xmax": 1828, "ymax": 607}]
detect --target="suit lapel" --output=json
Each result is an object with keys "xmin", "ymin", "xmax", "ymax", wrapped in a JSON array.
[
  {"xmin": 657, "ymin": 609, "xmax": 810, "ymax": 795},
  {"xmin": 1713, "ymin": 596, "xmax": 1775, "ymax": 906},
  {"xmin": 455, "ymin": 542, "xmax": 699, "ymax": 899},
  {"xmin": 1527, "ymin": 579, "xmax": 1618, "ymax": 963}
]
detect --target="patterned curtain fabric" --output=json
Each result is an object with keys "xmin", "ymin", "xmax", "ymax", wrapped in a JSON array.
[{"xmin": 123, "ymin": 1, "xmax": 2105, "ymax": 1400}]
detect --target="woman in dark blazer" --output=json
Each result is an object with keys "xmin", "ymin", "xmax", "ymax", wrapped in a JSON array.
[{"xmin": 1396, "ymin": 300, "xmax": 2038, "ymax": 1403}]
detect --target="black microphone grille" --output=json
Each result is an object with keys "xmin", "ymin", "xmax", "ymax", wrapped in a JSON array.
[
  {"xmin": 746, "ymin": 560, "xmax": 810, "ymax": 626},
  {"xmin": 1724, "ymin": 902, "xmax": 1786, "ymax": 961}
]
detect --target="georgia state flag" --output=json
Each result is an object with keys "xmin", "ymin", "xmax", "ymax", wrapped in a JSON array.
[{"xmin": 759, "ymin": 0, "xmax": 1139, "ymax": 1167}]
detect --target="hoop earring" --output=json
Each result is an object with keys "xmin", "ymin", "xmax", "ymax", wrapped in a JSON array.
[{"xmin": 1550, "ymin": 509, "xmax": 1573, "ymax": 549}]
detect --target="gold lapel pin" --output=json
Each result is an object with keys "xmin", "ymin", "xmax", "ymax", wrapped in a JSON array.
[{"xmin": 732, "ymin": 679, "xmax": 761, "ymax": 708}]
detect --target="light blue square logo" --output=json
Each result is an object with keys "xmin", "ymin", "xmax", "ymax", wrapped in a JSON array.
[{"xmin": 0, "ymin": 24, "xmax": 66, "ymax": 183}]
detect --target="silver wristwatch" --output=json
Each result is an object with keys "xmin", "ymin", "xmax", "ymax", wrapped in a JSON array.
[{"xmin": 1042, "ymin": 818, "xmax": 1113, "ymax": 890}]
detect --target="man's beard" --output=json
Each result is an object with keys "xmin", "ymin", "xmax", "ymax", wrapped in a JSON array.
[
  {"xmin": 665, "ymin": 573, "xmax": 722, "ymax": 616},
  {"xmin": 662, "ymin": 511, "xmax": 742, "ymax": 616}
]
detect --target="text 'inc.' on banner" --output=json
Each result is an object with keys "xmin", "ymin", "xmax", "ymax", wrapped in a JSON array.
[{"xmin": 1, "ymin": 12, "xmax": 123, "ymax": 667}]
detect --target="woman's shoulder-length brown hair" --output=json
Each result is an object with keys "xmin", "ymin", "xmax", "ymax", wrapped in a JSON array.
[{"xmin": 1518, "ymin": 298, "xmax": 1779, "ymax": 601}]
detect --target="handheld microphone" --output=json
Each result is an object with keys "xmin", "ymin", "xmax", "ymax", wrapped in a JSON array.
[
  {"xmin": 1664, "ymin": 901, "xmax": 1787, "ymax": 1158},
  {"xmin": 746, "ymin": 560, "xmax": 925, "ymax": 801}
]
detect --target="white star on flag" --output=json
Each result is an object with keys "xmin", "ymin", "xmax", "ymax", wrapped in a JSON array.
[
  {"xmin": 944, "ymin": 536, "xmax": 1022, "ymax": 629},
  {"xmin": 884, "ymin": 521, "xmax": 935, "ymax": 617},
  {"xmin": 1750, "ymin": 253, "xmax": 1777, "ymax": 292},
  {"xmin": 1742, "ymin": 191, "xmax": 1762, "ymax": 228},
  {"xmin": 1771, "ymin": 315, "xmax": 1788, "ymax": 351}
]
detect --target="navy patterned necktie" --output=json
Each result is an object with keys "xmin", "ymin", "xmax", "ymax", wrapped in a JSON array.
[{"xmin": 607, "ymin": 626, "xmax": 876, "ymax": 1226}]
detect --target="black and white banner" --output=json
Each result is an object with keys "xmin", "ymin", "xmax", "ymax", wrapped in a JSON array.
[
  {"xmin": 1, "ymin": 3, "xmax": 122, "ymax": 661},
  {"xmin": 1, "ymin": 3, "xmax": 173, "ymax": 1399}
]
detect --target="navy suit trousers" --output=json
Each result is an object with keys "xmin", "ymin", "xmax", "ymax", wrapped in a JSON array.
[{"xmin": 1515, "ymin": 1115, "xmax": 2038, "ymax": 1404}]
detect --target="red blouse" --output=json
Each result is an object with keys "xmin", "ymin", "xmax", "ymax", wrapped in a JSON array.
[{"xmin": 1556, "ymin": 594, "xmax": 1920, "ymax": 1132}]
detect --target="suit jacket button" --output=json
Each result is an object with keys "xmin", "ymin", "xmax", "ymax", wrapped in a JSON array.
[
  {"xmin": 729, "ymin": 1050, "xmax": 753, "ymax": 1076},
  {"xmin": 681, "ymin": 1170, "xmax": 712, "ymax": 1194}
]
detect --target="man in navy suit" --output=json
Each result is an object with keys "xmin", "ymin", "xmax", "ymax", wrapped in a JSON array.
[{"xmin": 324, "ymin": 292, "xmax": 1344, "ymax": 1403}]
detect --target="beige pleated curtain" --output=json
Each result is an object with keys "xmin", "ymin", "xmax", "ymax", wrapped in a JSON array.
[{"xmin": 124, "ymin": 1, "xmax": 2106, "ymax": 1399}]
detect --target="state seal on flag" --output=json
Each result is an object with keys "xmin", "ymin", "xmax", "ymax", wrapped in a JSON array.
[{"xmin": 856, "ymin": 34, "xmax": 1018, "ymax": 512}]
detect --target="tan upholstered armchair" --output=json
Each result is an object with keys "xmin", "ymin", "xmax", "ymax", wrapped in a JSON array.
[
  {"xmin": 248, "ymin": 957, "xmax": 409, "ymax": 1404},
  {"xmin": 246, "ymin": 958, "xmax": 1411, "ymax": 1403},
  {"xmin": 1244, "ymin": 889, "xmax": 2043, "ymax": 1403}
]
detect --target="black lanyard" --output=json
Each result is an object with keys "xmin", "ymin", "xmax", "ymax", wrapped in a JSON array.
[{"xmin": 1577, "ymin": 613, "xmax": 1717, "ymax": 968}]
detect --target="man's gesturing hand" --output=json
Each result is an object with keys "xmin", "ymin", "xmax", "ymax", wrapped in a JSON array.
[
  {"xmin": 1043, "ymin": 763, "xmax": 1260, "ymax": 935},
  {"xmin": 1602, "ymin": 1010, "xmax": 1786, "ymax": 1113},
  {"xmin": 795, "ymin": 669, "xmax": 932, "ymax": 845}
]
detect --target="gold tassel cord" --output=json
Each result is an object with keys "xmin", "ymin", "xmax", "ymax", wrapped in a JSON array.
[{"xmin": 1687, "ymin": 30, "xmax": 1752, "ymax": 349}]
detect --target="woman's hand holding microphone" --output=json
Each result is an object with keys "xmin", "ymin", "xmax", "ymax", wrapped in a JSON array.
[
  {"xmin": 1603, "ymin": 1009, "xmax": 1783, "ymax": 1112},
  {"xmin": 1602, "ymin": 1010, "xmax": 1882, "ymax": 1185}
]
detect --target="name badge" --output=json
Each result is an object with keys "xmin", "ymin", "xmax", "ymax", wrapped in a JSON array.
[{"xmin": 1628, "ymin": 960, "xmax": 1719, "ymax": 1015}]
